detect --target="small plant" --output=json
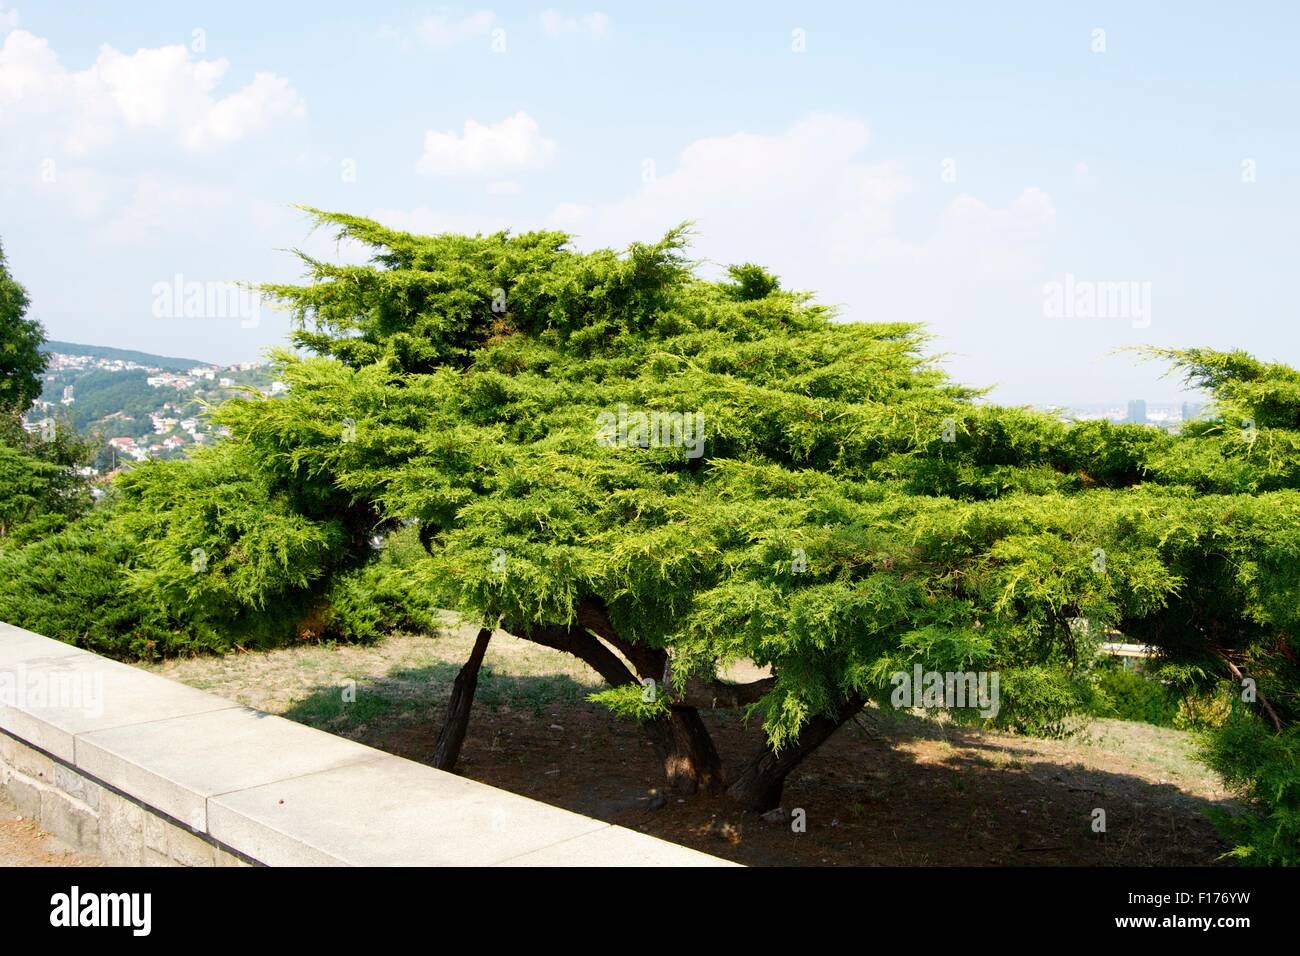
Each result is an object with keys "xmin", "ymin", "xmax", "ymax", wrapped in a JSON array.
[
  {"xmin": 586, "ymin": 683, "xmax": 671, "ymax": 722},
  {"xmin": 1199, "ymin": 719, "xmax": 1300, "ymax": 867}
]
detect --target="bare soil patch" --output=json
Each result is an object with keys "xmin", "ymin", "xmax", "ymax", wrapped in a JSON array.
[
  {"xmin": 0, "ymin": 788, "xmax": 100, "ymax": 868},
  {"xmin": 146, "ymin": 627, "xmax": 1236, "ymax": 866}
]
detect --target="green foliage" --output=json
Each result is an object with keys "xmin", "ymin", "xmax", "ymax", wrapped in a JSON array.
[
  {"xmin": 0, "ymin": 509, "xmax": 178, "ymax": 658},
  {"xmin": 987, "ymin": 665, "xmax": 1098, "ymax": 737},
  {"xmin": 0, "ymin": 240, "xmax": 47, "ymax": 413},
  {"xmin": 0, "ymin": 412, "xmax": 96, "ymax": 543},
  {"xmin": 0, "ymin": 438, "xmax": 405, "ymax": 657},
  {"xmin": 1199, "ymin": 720, "xmax": 1300, "ymax": 866},
  {"xmin": 1093, "ymin": 665, "xmax": 1179, "ymax": 727},
  {"xmin": 587, "ymin": 683, "xmax": 670, "ymax": 722},
  {"xmin": 723, "ymin": 263, "xmax": 781, "ymax": 302},
  {"xmin": 0, "ymin": 440, "xmax": 74, "ymax": 539},
  {"xmin": 0, "ymin": 240, "xmax": 97, "ymax": 544},
  {"xmin": 318, "ymin": 528, "xmax": 442, "ymax": 642}
]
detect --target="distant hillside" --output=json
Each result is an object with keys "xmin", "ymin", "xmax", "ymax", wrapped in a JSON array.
[
  {"xmin": 29, "ymin": 343, "xmax": 279, "ymax": 465},
  {"xmin": 42, "ymin": 340, "xmax": 209, "ymax": 373}
]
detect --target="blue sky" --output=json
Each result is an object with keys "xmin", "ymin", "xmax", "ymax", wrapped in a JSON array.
[{"xmin": 1, "ymin": 1, "xmax": 1296, "ymax": 404}]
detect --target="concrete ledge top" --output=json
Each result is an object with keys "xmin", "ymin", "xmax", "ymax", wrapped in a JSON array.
[{"xmin": 0, "ymin": 622, "xmax": 735, "ymax": 867}]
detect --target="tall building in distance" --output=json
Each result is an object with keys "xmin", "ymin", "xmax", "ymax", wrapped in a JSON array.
[
  {"xmin": 1181, "ymin": 401, "xmax": 1202, "ymax": 423},
  {"xmin": 1126, "ymin": 399, "xmax": 1147, "ymax": 425}
]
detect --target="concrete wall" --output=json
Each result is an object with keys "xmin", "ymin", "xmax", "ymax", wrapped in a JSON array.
[
  {"xmin": 1, "ymin": 730, "xmax": 251, "ymax": 866},
  {"xmin": 0, "ymin": 622, "xmax": 732, "ymax": 867}
]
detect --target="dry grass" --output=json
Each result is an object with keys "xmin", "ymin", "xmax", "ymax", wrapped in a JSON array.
[{"xmin": 136, "ymin": 622, "xmax": 1236, "ymax": 866}]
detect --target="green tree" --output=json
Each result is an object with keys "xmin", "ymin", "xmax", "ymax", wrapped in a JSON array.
[
  {"xmin": 0, "ymin": 415, "xmax": 96, "ymax": 544},
  {"xmin": 0, "ymin": 240, "xmax": 47, "ymax": 413},
  {"xmin": 0, "ymin": 435, "xmax": 426, "ymax": 658},
  {"xmin": 0, "ymin": 242, "xmax": 94, "ymax": 545},
  {"xmin": 239, "ymin": 210, "xmax": 1299, "ymax": 817}
]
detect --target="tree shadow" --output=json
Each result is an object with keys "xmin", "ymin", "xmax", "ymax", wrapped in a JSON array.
[
  {"xmin": 281, "ymin": 661, "xmax": 599, "ymax": 761},
  {"xmin": 279, "ymin": 662, "xmax": 1242, "ymax": 867}
]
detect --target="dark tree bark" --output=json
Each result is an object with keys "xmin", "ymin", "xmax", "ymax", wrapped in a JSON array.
[
  {"xmin": 502, "ymin": 619, "xmax": 637, "ymax": 687},
  {"xmin": 668, "ymin": 673, "xmax": 776, "ymax": 709},
  {"xmin": 725, "ymin": 695, "xmax": 866, "ymax": 812},
  {"xmin": 504, "ymin": 611, "xmax": 725, "ymax": 794},
  {"xmin": 576, "ymin": 599, "xmax": 724, "ymax": 793},
  {"xmin": 576, "ymin": 600, "xmax": 661, "ymax": 669},
  {"xmin": 666, "ymin": 707, "xmax": 724, "ymax": 794},
  {"xmin": 432, "ymin": 626, "xmax": 493, "ymax": 771}
]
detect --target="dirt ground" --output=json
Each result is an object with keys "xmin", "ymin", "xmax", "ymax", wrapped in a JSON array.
[
  {"xmin": 147, "ymin": 626, "xmax": 1237, "ymax": 867},
  {"xmin": 0, "ymin": 787, "xmax": 100, "ymax": 868}
]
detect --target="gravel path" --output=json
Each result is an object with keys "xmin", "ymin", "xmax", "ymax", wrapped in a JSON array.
[{"xmin": 0, "ymin": 787, "xmax": 100, "ymax": 867}]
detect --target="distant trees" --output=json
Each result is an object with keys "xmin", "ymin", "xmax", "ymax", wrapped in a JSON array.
[
  {"xmin": 63, "ymin": 369, "xmax": 164, "ymax": 435},
  {"xmin": 0, "ymin": 239, "xmax": 95, "ymax": 545}
]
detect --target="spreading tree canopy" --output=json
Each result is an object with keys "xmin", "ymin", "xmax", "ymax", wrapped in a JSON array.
[{"xmin": 212, "ymin": 209, "xmax": 1295, "ymax": 820}]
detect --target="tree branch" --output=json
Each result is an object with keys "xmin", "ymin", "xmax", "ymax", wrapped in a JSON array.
[
  {"xmin": 670, "ymin": 675, "xmax": 777, "ymax": 709},
  {"xmin": 575, "ymin": 598, "xmax": 665, "ymax": 679},
  {"xmin": 501, "ymin": 618, "xmax": 640, "ymax": 689},
  {"xmin": 1220, "ymin": 654, "xmax": 1285, "ymax": 733},
  {"xmin": 726, "ymin": 694, "xmax": 866, "ymax": 811},
  {"xmin": 504, "ymin": 610, "xmax": 725, "ymax": 793},
  {"xmin": 575, "ymin": 597, "xmax": 776, "ymax": 708}
]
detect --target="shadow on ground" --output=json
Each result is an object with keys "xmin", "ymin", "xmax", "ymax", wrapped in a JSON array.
[{"xmin": 282, "ymin": 666, "xmax": 1237, "ymax": 867}]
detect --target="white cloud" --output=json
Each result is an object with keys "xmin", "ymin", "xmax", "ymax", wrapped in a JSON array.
[
  {"xmin": 0, "ymin": 28, "xmax": 304, "ymax": 152},
  {"xmin": 547, "ymin": 113, "xmax": 1053, "ymax": 280},
  {"xmin": 416, "ymin": 111, "xmax": 555, "ymax": 176},
  {"xmin": 870, "ymin": 186, "xmax": 1056, "ymax": 282},
  {"xmin": 548, "ymin": 113, "xmax": 909, "ymax": 256},
  {"xmin": 539, "ymin": 11, "xmax": 611, "ymax": 38},
  {"xmin": 0, "ymin": 29, "xmax": 63, "ymax": 102},
  {"xmin": 94, "ymin": 175, "xmax": 237, "ymax": 247},
  {"xmin": 417, "ymin": 10, "xmax": 498, "ymax": 48},
  {"xmin": 545, "ymin": 113, "xmax": 1057, "ymax": 395},
  {"xmin": 0, "ymin": 3, "xmax": 19, "ymax": 34},
  {"xmin": 192, "ymin": 71, "xmax": 302, "ymax": 148}
]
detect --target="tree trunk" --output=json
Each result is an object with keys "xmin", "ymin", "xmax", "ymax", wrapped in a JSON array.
[
  {"xmin": 664, "ymin": 706, "xmax": 724, "ymax": 794},
  {"xmin": 432, "ymin": 626, "xmax": 493, "ymax": 771},
  {"xmin": 725, "ymin": 696, "xmax": 865, "ymax": 812},
  {"xmin": 503, "ymin": 612, "xmax": 724, "ymax": 795},
  {"xmin": 576, "ymin": 602, "xmax": 724, "ymax": 793}
]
